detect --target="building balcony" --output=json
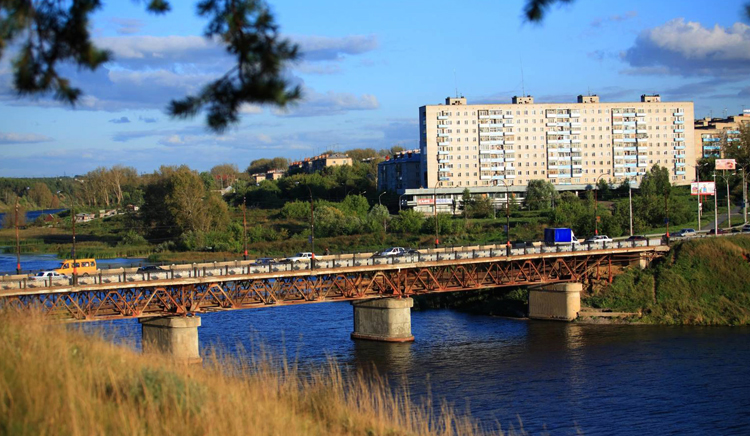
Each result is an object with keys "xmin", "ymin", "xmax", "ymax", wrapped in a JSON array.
[
  {"xmin": 503, "ymin": 114, "xmax": 514, "ymax": 119},
  {"xmin": 439, "ymin": 176, "xmax": 450, "ymax": 181},
  {"xmin": 673, "ymin": 128, "xmax": 684, "ymax": 133},
  {"xmin": 547, "ymin": 130, "xmax": 571, "ymax": 136},
  {"xmin": 480, "ymin": 140, "xmax": 504, "ymax": 146},
  {"xmin": 504, "ymin": 140, "xmax": 515, "ymax": 145},
  {"xmin": 570, "ymin": 112, "xmax": 580, "ymax": 117},
  {"xmin": 637, "ymin": 129, "xmax": 648, "ymax": 134},
  {"xmin": 622, "ymin": 112, "xmax": 636, "ymax": 117},
  {"xmin": 438, "ymin": 159, "xmax": 450, "ymax": 163},
  {"xmin": 674, "ymin": 137, "xmax": 685, "ymax": 142},
  {"xmin": 438, "ymin": 150, "xmax": 450, "ymax": 155},
  {"xmin": 438, "ymin": 141, "xmax": 449, "ymax": 146},
  {"xmin": 479, "ymin": 115, "xmax": 490, "ymax": 119},
  {"xmin": 676, "ymin": 170, "xmax": 686, "ymax": 175},
  {"xmin": 437, "ymin": 124, "xmax": 449, "ymax": 128},
  {"xmin": 673, "ymin": 112, "xmax": 684, "ymax": 116},
  {"xmin": 437, "ymin": 133, "xmax": 449, "ymax": 137},
  {"xmin": 674, "ymin": 120, "xmax": 684, "ymax": 125},
  {"xmin": 571, "ymin": 122, "xmax": 581, "ymax": 127},
  {"xmin": 480, "ymin": 131, "xmax": 504, "ymax": 136},
  {"xmin": 437, "ymin": 115, "xmax": 449, "ymax": 120},
  {"xmin": 675, "ymin": 162, "xmax": 686, "ymax": 167},
  {"xmin": 505, "ymin": 157, "xmax": 516, "ymax": 162},
  {"xmin": 674, "ymin": 145, "xmax": 686, "ymax": 150}
]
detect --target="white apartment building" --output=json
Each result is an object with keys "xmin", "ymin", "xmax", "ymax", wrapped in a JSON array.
[{"xmin": 418, "ymin": 95, "xmax": 695, "ymax": 193}]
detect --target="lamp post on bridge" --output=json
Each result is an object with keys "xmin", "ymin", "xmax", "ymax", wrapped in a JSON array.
[
  {"xmin": 242, "ymin": 196, "xmax": 248, "ymax": 261},
  {"xmin": 296, "ymin": 182, "xmax": 315, "ymax": 272},
  {"xmin": 494, "ymin": 178, "xmax": 511, "ymax": 250},
  {"xmin": 594, "ymin": 172, "xmax": 611, "ymax": 236}
]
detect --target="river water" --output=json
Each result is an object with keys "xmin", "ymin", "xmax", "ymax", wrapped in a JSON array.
[{"xmin": 76, "ymin": 302, "xmax": 750, "ymax": 436}]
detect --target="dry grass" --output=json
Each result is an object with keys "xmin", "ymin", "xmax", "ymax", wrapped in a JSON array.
[{"xmin": 0, "ymin": 312, "xmax": 517, "ymax": 436}]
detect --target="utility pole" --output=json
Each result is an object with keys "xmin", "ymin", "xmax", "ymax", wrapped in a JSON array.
[
  {"xmin": 725, "ymin": 169, "xmax": 731, "ymax": 230},
  {"xmin": 433, "ymin": 184, "xmax": 439, "ymax": 248},
  {"xmin": 72, "ymin": 204, "xmax": 77, "ymax": 285},
  {"xmin": 15, "ymin": 198, "xmax": 21, "ymax": 274},
  {"xmin": 713, "ymin": 173, "xmax": 719, "ymax": 235},
  {"xmin": 308, "ymin": 186, "xmax": 315, "ymax": 272},
  {"xmin": 628, "ymin": 181, "xmax": 633, "ymax": 236},
  {"xmin": 242, "ymin": 197, "xmax": 248, "ymax": 260}
]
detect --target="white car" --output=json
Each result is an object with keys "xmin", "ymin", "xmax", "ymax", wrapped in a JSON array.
[
  {"xmin": 284, "ymin": 252, "xmax": 315, "ymax": 263},
  {"xmin": 585, "ymin": 235, "xmax": 613, "ymax": 244},
  {"xmin": 31, "ymin": 271, "xmax": 67, "ymax": 281},
  {"xmin": 674, "ymin": 228, "xmax": 697, "ymax": 238},
  {"xmin": 373, "ymin": 247, "xmax": 407, "ymax": 257}
]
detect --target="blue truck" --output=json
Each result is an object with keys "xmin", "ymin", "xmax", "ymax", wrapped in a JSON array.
[{"xmin": 544, "ymin": 228, "xmax": 580, "ymax": 246}]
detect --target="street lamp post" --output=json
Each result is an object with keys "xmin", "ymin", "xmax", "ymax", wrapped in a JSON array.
[
  {"xmin": 433, "ymin": 183, "xmax": 440, "ymax": 248},
  {"xmin": 242, "ymin": 196, "xmax": 248, "ymax": 260},
  {"xmin": 14, "ymin": 197, "xmax": 21, "ymax": 274},
  {"xmin": 594, "ymin": 172, "xmax": 611, "ymax": 236},
  {"xmin": 714, "ymin": 172, "xmax": 719, "ymax": 235},
  {"xmin": 494, "ymin": 178, "xmax": 511, "ymax": 249},
  {"xmin": 398, "ymin": 193, "xmax": 405, "ymax": 212},
  {"xmin": 378, "ymin": 191, "xmax": 386, "ymax": 206},
  {"xmin": 725, "ymin": 170, "xmax": 732, "ymax": 230},
  {"xmin": 296, "ymin": 182, "xmax": 315, "ymax": 271},
  {"xmin": 628, "ymin": 179, "xmax": 633, "ymax": 237}
]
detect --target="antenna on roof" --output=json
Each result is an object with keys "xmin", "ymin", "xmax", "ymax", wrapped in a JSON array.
[
  {"xmin": 454, "ymin": 69, "xmax": 458, "ymax": 98},
  {"xmin": 723, "ymin": 108, "xmax": 728, "ymax": 118}
]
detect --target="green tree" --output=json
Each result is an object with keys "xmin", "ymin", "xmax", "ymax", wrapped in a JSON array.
[
  {"xmin": 0, "ymin": 0, "xmax": 300, "ymax": 132},
  {"xmin": 391, "ymin": 209, "xmax": 424, "ymax": 234},
  {"xmin": 472, "ymin": 195, "xmax": 494, "ymax": 218},
  {"xmin": 366, "ymin": 204, "xmax": 390, "ymax": 233},
  {"xmin": 722, "ymin": 124, "xmax": 750, "ymax": 172},
  {"xmin": 339, "ymin": 195, "xmax": 370, "ymax": 217},
  {"xmin": 246, "ymin": 157, "xmax": 289, "ymax": 175},
  {"xmin": 460, "ymin": 188, "xmax": 473, "ymax": 221},
  {"xmin": 525, "ymin": 179, "xmax": 558, "ymax": 210},
  {"xmin": 28, "ymin": 182, "xmax": 53, "ymax": 208}
]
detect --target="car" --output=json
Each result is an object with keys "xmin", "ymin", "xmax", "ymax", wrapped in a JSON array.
[
  {"xmin": 742, "ymin": 224, "xmax": 750, "ymax": 233},
  {"xmin": 584, "ymin": 235, "xmax": 613, "ymax": 244},
  {"xmin": 373, "ymin": 247, "xmax": 407, "ymax": 257},
  {"xmin": 673, "ymin": 228, "xmax": 697, "ymax": 238},
  {"xmin": 284, "ymin": 252, "xmax": 315, "ymax": 263},
  {"xmin": 253, "ymin": 257, "xmax": 276, "ymax": 265},
  {"xmin": 137, "ymin": 265, "xmax": 164, "ymax": 273},
  {"xmin": 627, "ymin": 235, "xmax": 648, "ymax": 241},
  {"xmin": 707, "ymin": 228, "xmax": 727, "ymax": 235},
  {"xmin": 31, "ymin": 271, "xmax": 67, "ymax": 281}
]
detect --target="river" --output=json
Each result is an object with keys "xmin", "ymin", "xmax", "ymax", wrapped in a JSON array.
[{"xmin": 74, "ymin": 302, "xmax": 750, "ymax": 435}]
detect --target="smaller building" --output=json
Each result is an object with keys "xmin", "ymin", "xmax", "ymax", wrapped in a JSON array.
[
  {"xmin": 377, "ymin": 149, "xmax": 422, "ymax": 194},
  {"xmin": 289, "ymin": 153, "xmax": 353, "ymax": 174},
  {"xmin": 75, "ymin": 213, "xmax": 95, "ymax": 222},
  {"xmin": 250, "ymin": 173, "xmax": 266, "ymax": 183},
  {"xmin": 694, "ymin": 111, "xmax": 750, "ymax": 158},
  {"xmin": 266, "ymin": 169, "xmax": 284, "ymax": 180}
]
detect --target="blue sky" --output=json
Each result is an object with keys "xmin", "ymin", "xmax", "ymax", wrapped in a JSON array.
[{"xmin": 1, "ymin": 0, "xmax": 750, "ymax": 177}]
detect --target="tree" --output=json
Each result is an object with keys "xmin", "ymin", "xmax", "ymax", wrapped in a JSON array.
[
  {"xmin": 461, "ymin": 188, "xmax": 474, "ymax": 221},
  {"xmin": 391, "ymin": 209, "xmax": 424, "ymax": 234},
  {"xmin": 246, "ymin": 157, "xmax": 289, "ymax": 175},
  {"xmin": 472, "ymin": 195, "xmax": 494, "ymax": 218},
  {"xmin": 2, "ymin": 200, "xmax": 26, "ymax": 229},
  {"xmin": 366, "ymin": 204, "xmax": 390, "ymax": 233},
  {"xmin": 525, "ymin": 179, "xmax": 558, "ymax": 210},
  {"xmin": 0, "ymin": 0, "xmax": 300, "ymax": 132},
  {"xmin": 28, "ymin": 183, "xmax": 52, "ymax": 208},
  {"xmin": 109, "ymin": 165, "xmax": 138, "ymax": 206},
  {"xmin": 210, "ymin": 164, "xmax": 239, "ymax": 189},
  {"xmin": 722, "ymin": 124, "xmax": 750, "ymax": 172},
  {"xmin": 345, "ymin": 148, "xmax": 379, "ymax": 162}
]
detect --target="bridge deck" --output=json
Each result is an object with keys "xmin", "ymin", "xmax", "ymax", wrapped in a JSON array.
[{"xmin": 0, "ymin": 243, "xmax": 667, "ymax": 322}]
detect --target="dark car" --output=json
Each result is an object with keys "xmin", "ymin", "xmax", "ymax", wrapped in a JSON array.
[
  {"xmin": 253, "ymin": 257, "xmax": 276, "ymax": 265},
  {"xmin": 406, "ymin": 248, "xmax": 421, "ymax": 255},
  {"xmin": 707, "ymin": 228, "xmax": 727, "ymax": 235},
  {"xmin": 137, "ymin": 265, "xmax": 164, "ymax": 273}
]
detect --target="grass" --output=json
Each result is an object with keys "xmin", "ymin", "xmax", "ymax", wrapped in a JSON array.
[
  {"xmin": 0, "ymin": 310, "xmax": 525, "ymax": 436},
  {"xmin": 585, "ymin": 235, "xmax": 750, "ymax": 325}
]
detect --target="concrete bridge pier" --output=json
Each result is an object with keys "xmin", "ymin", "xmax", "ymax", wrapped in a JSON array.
[
  {"xmin": 351, "ymin": 298, "xmax": 414, "ymax": 342},
  {"xmin": 140, "ymin": 316, "xmax": 202, "ymax": 364},
  {"xmin": 528, "ymin": 283, "xmax": 581, "ymax": 321}
]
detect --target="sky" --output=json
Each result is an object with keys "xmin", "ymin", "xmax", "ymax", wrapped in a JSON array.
[{"xmin": 1, "ymin": 0, "xmax": 750, "ymax": 177}]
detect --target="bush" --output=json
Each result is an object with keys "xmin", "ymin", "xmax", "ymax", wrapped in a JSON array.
[
  {"xmin": 280, "ymin": 201, "xmax": 310, "ymax": 220},
  {"xmin": 118, "ymin": 230, "xmax": 148, "ymax": 246}
]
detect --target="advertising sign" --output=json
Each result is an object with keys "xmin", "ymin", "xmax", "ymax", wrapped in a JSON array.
[
  {"xmin": 716, "ymin": 159, "xmax": 736, "ymax": 170},
  {"xmin": 690, "ymin": 181, "xmax": 715, "ymax": 196},
  {"xmin": 417, "ymin": 198, "xmax": 433, "ymax": 205}
]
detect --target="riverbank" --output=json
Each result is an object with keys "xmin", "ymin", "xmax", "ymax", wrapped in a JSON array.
[
  {"xmin": 0, "ymin": 311, "xmax": 499, "ymax": 436},
  {"xmin": 586, "ymin": 235, "xmax": 750, "ymax": 325}
]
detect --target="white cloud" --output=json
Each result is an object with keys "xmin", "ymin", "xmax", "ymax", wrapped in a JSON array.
[
  {"xmin": 0, "ymin": 132, "xmax": 53, "ymax": 144},
  {"xmin": 277, "ymin": 89, "xmax": 379, "ymax": 117},
  {"xmin": 623, "ymin": 19, "xmax": 750, "ymax": 77},
  {"xmin": 293, "ymin": 34, "xmax": 378, "ymax": 61}
]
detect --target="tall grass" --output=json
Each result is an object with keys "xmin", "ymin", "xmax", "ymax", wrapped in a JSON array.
[{"xmin": 0, "ymin": 312, "xmax": 520, "ymax": 436}]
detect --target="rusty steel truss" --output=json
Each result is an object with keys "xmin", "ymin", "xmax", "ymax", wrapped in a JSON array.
[{"xmin": 1, "ymin": 250, "xmax": 647, "ymax": 322}]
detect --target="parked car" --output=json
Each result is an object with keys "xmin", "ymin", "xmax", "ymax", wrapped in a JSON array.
[
  {"xmin": 673, "ymin": 228, "xmax": 697, "ymax": 238},
  {"xmin": 373, "ymin": 247, "xmax": 407, "ymax": 257},
  {"xmin": 585, "ymin": 235, "xmax": 613, "ymax": 244},
  {"xmin": 284, "ymin": 252, "xmax": 315, "ymax": 263},
  {"xmin": 137, "ymin": 265, "xmax": 164, "ymax": 273},
  {"xmin": 626, "ymin": 235, "xmax": 648, "ymax": 241},
  {"xmin": 707, "ymin": 228, "xmax": 727, "ymax": 235},
  {"xmin": 31, "ymin": 271, "xmax": 67, "ymax": 281},
  {"xmin": 253, "ymin": 257, "xmax": 276, "ymax": 265}
]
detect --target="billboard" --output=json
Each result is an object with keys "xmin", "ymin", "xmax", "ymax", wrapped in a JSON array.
[
  {"xmin": 690, "ymin": 181, "xmax": 715, "ymax": 196},
  {"xmin": 716, "ymin": 159, "xmax": 736, "ymax": 170}
]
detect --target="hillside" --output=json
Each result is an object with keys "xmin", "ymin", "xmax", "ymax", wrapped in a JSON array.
[{"xmin": 585, "ymin": 235, "xmax": 750, "ymax": 325}]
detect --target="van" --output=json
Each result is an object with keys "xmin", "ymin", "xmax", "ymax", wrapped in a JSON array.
[{"xmin": 55, "ymin": 258, "xmax": 98, "ymax": 276}]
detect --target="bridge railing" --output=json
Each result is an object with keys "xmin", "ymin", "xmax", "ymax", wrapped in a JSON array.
[{"xmin": 0, "ymin": 238, "xmax": 666, "ymax": 291}]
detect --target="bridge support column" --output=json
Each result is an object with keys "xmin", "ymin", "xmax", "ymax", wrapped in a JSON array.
[
  {"xmin": 528, "ymin": 283, "xmax": 581, "ymax": 321},
  {"xmin": 140, "ymin": 316, "xmax": 202, "ymax": 364},
  {"xmin": 351, "ymin": 298, "xmax": 414, "ymax": 342}
]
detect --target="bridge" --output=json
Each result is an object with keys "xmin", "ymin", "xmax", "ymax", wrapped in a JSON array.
[{"xmin": 0, "ymin": 239, "xmax": 668, "ymax": 362}]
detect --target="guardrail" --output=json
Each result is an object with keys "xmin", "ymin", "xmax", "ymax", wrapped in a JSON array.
[{"xmin": 0, "ymin": 237, "xmax": 672, "ymax": 291}]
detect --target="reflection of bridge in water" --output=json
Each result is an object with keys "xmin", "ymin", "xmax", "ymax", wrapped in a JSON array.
[{"xmin": 0, "ymin": 240, "xmax": 668, "ymax": 362}]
